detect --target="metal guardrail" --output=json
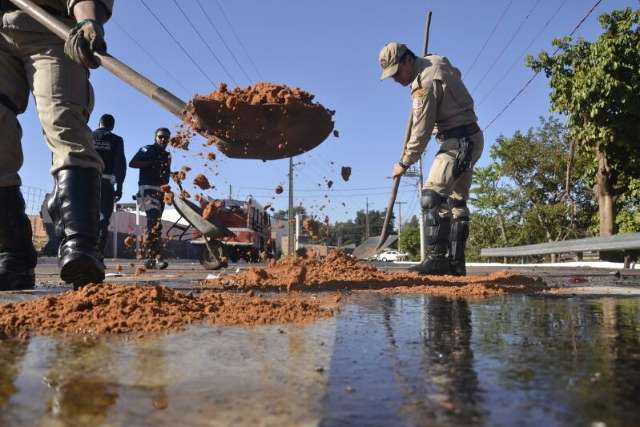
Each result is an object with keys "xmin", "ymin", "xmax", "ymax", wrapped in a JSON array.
[{"xmin": 481, "ymin": 233, "xmax": 640, "ymax": 258}]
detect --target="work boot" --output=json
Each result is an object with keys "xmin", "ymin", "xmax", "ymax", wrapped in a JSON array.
[
  {"xmin": 0, "ymin": 187, "xmax": 37, "ymax": 290},
  {"xmin": 449, "ymin": 217, "xmax": 470, "ymax": 276},
  {"xmin": 409, "ymin": 242, "xmax": 451, "ymax": 275},
  {"xmin": 49, "ymin": 168, "xmax": 105, "ymax": 289}
]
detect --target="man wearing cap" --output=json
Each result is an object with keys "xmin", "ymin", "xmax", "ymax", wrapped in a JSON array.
[
  {"xmin": 93, "ymin": 113, "xmax": 126, "ymax": 258},
  {"xmin": 379, "ymin": 42, "xmax": 484, "ymax": 276},
  {"xmin": 0, "ymin": 0, "xmax": 114, "ymax": 290},
  {"xmin": 129, "ymin": 128, "xmax": 172, "ymax": 270}
]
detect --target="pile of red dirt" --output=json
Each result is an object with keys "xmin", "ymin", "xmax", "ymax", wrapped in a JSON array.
[
  {"xmin": 206, "ymin": 251, "xmax": 548, "ymax": 297},
  {"xmin": 0, "ymin": 285, "xmax": 336, "ymax": 339}
]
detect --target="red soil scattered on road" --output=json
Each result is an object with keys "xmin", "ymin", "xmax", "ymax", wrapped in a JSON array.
[
  {"xmin": 206, "ymin": 251, "xmax": 548, "ymax": 297},
  {"xmin": 0, "ymin": 284, "xmax": 336, "ymax": 339}
]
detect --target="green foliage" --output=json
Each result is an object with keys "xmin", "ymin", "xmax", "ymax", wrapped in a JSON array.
[
  {"xmin": 468, "ymin": 117, "xmax": 598, "ymax": 260},
  {"xmin": 527, "ymin": 8, "xmax": 640, "ymax": 170},
  {"xmin": 330, "ymin": 209, "xmax": 395, "ymax": 246},
  {"xmin": 617, "ymin": 178, "xmax": 640, "ymax": 232},
  {"xmin": 399, "ymin": 223, "xmax": 420, "ymax": 260},
  {"xmin": 527, "ymin": 7, "xmax": 640, "ymax": 233}
]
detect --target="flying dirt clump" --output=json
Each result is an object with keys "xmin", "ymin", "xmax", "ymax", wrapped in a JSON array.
[
  {"xmin": 184, "ymin": 82, "xmax": 335, "ymax": 160},
  {"xmin": 0, "ymin": 284, "xmax": 336, "ymax": 339},
  {"xmin": 275, "ymin": 185, "xmax": 284, "ymax": 195},
  {"xmin": 206, "ymin": 251, "xmax": 549, "ymax": 296},
  {"xmin": 341, "ymin": 166, "xmax": 352, "ymax": 182},
  {"xmin": 193, "ymin": 174, "xmax": 212, "ymax": 190}
]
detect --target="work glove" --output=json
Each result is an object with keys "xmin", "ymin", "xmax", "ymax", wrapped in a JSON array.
[
  {"xmin": 114, "ymin": 187, "xmax": 122, "ymax": 203},
  {"xmin": 64, "ymin": 19, "xmax": 106, "ymax": 69}
]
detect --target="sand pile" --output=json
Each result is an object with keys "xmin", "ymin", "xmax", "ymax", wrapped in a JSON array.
[
  {"xmin": 185, "ymin": 82, "xmax": 335, "ymax": 160},
  {"xmin": 206, "ymin": 251, "xmax": 548, "ymax": 297},
  {"xmin": 0, "ymin": 285, "xmax": 335, "ymax": 339}
]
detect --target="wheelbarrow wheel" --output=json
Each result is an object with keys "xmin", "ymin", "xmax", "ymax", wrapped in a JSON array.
[{"xmin": 200, "ymin": 243, "xmax": 228, "ymax": 270}]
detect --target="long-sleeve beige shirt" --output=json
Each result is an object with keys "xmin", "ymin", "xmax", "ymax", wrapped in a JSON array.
[
  {"xmin": 400, "ymin": 55, "xmax": 477, "ymax": 166},
  {"xmin": 2, "ymin": 0, "xmax": 113, "ymax": 32}
]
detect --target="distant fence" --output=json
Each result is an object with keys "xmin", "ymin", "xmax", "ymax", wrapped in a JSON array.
[{"xmin": 480, "ymin": 233, "xmax": 640, "ymax": 268}]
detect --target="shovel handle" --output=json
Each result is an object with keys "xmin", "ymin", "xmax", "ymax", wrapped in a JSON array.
[{"xmin": 8, "ymin": 0, "xmax": 187, "ymax": 118}]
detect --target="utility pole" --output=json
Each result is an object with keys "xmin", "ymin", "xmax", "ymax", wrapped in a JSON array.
[
  {"xmin": 365, "ymin": 198, "xmax": 370, "ymax": 240},
  {"xmin": 396, "ymin": 201, "xmax": 407, "ymax": 252},
  {"xmin": 288, "ymin": 157, "xmax": 295, "ymax": 256},
  {"xmin": 228, "ymin": 184, "xmax": 232, "ymax": 199},
  {"xmin": 405, "ymin": 158, "xmax": 425, "ymax": 260}
]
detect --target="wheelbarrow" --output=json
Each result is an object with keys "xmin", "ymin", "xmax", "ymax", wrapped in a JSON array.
[{"xmin": 166, "ymin": 196, "xmax": 235, "ymax": 270}]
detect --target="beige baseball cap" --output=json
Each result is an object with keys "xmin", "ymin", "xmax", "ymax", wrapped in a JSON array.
[{"xmin": 379, "ymin": 42, "xmax": 408, "ymax": 80}]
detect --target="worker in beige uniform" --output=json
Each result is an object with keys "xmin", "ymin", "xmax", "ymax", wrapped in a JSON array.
[
  {"xmin": 380, "ymin": 42, "xmax": 484, "ymax": 276},
  {"xmin": 0, "ymin": 0, "xmax": 114, "ymax": 290}
]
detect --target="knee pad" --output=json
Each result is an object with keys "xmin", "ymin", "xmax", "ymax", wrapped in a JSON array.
[{"xmin": 421, "ymin": 190, "xmax": 445, "ymax": 210}]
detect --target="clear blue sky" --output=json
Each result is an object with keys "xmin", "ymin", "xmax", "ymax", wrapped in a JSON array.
[{"xmin": 17, "ymin": 0, "xmax": 635, "ymax": 223}]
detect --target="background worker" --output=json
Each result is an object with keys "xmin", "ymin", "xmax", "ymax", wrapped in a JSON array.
[
  {"xmin": 129, "ymin": 128, "xmax": 172, "ymax": 270},
  {"xmin": 380, "ymin": 42, "xmax": 484, "ymax": 276},
  {"xmin": 93, "ymin": 113, "xmax": 126, "ymax": 257},
  {"xmin": 0, "ymin": 0, "xmax": 114, "ymax": 290}
]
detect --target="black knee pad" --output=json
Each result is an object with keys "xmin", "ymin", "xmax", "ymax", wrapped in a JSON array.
[{"xmin": 421, "ymin": 190, "xmax": 445, "ymax": 210}]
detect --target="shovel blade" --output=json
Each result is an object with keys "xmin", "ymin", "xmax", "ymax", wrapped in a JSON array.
[{"xmin": 188, "ymin": 98, "xmax": 334, "ymax": 160}]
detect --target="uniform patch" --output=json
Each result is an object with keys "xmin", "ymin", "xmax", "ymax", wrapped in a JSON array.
[{"xmin": 412, "ymin": 95, "xmax": 425, "ymax": 110}]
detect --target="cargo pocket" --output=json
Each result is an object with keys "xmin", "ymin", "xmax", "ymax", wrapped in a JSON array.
[{"xmin": 426, "ymin": 153, "xmax": 456, "ymax": 194}]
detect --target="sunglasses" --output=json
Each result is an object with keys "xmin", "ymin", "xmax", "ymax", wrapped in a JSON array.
[{"xmin": 157, "ymin": 134, "xmax": 170, "ymax": 139}]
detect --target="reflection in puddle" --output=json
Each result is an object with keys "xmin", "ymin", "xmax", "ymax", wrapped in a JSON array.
[{"xmin": 1, "ymin": 294, "xmax": 639, "ymax": 426}]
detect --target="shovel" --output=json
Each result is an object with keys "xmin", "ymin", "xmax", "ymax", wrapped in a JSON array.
[
  {"xmin": 377, "ymin": 11, "xmax": 432, "ymax": 251},
  {"xmin": 9, "ymin": 0, "xmax": 333, "ymax": 160}
]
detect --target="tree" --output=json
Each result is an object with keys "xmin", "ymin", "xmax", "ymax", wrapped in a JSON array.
[
  {"xmin": 399, "ymin": 223, "xmax": 420, "ymax": 260},
  {"xmin": 468, "ymin": 117, "xmax": 597, "ymax": 260},
  {"xmin": 330, "ymin": 209, "xmax": 395, "ymax": 246},
  {"xmin": 528, "ymin": 7, "xmax": 640, "ymax": 235}
]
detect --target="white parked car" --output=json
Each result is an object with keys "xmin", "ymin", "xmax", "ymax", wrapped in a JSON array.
[{"xmin": 374, "ymin": 250, "xmax": 408, "ymax": 262}]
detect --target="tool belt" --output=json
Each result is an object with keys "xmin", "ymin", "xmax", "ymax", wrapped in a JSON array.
[
  {"xmin": 436, "ymin": 122, "xmax": 481, "ymax": 141},
  {"xmin": 0, "ymin": 0, "xmax": 67, "ymax": 17}
]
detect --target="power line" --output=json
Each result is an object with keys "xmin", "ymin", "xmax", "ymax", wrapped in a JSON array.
[
  {"xmin": 239, "ymin": 185, "xmax": 415, "ymax": 192},
  {"xmin": 471, "ymin": 0, "xmax": 544, "ymax": 94},
  {"xmin": 465, "ymin": 0, "xmax": 515, "ymax": 78},
  {"xmin": 214, "ymin": 0, "xmax": 264, "ymax": 80},
  {"xmin": 138, "ymin": 0, "xmax": 217, "ymax": 86},
  {"xmin": 169, "ymin": 0, "xmax": 239, "ymax": 86},
  {"xmin": 195, "ymin": 0, "xmax": 253, "ymax": 84},
  {"xmin": 484, "ymin": 0, "xmax": 605, "ymax": 131},
  {"xmin": 477, "ymin": 0, "xmax": 570, "ymax": 107},
  {"xmin": 112, "ymin": 20, "xmax": 190, "ymax": 94}
]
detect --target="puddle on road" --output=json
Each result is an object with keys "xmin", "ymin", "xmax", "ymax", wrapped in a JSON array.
[{"xmin": 1, "ymin": 293, "xmax": 639, "ymax": 426}]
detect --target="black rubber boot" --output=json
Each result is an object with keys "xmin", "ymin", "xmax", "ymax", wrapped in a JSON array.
[
  {"xmin": 49, "ymin": 168, "xmax": 105, "ymax": 289},
  {"xmin": 0, "ymin": 187, "xmax": 37, "ymax": 290},
  {"xmin": 409, "ymin": 190, "xmax": 452, "ymax": 275},
  {"xmin": 449, "ymin": 217, "xmax": 470, "ymax": 276},
  {"xmin": 409, "ymin": 242, "xmax": 451, "ymax": 275}
]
